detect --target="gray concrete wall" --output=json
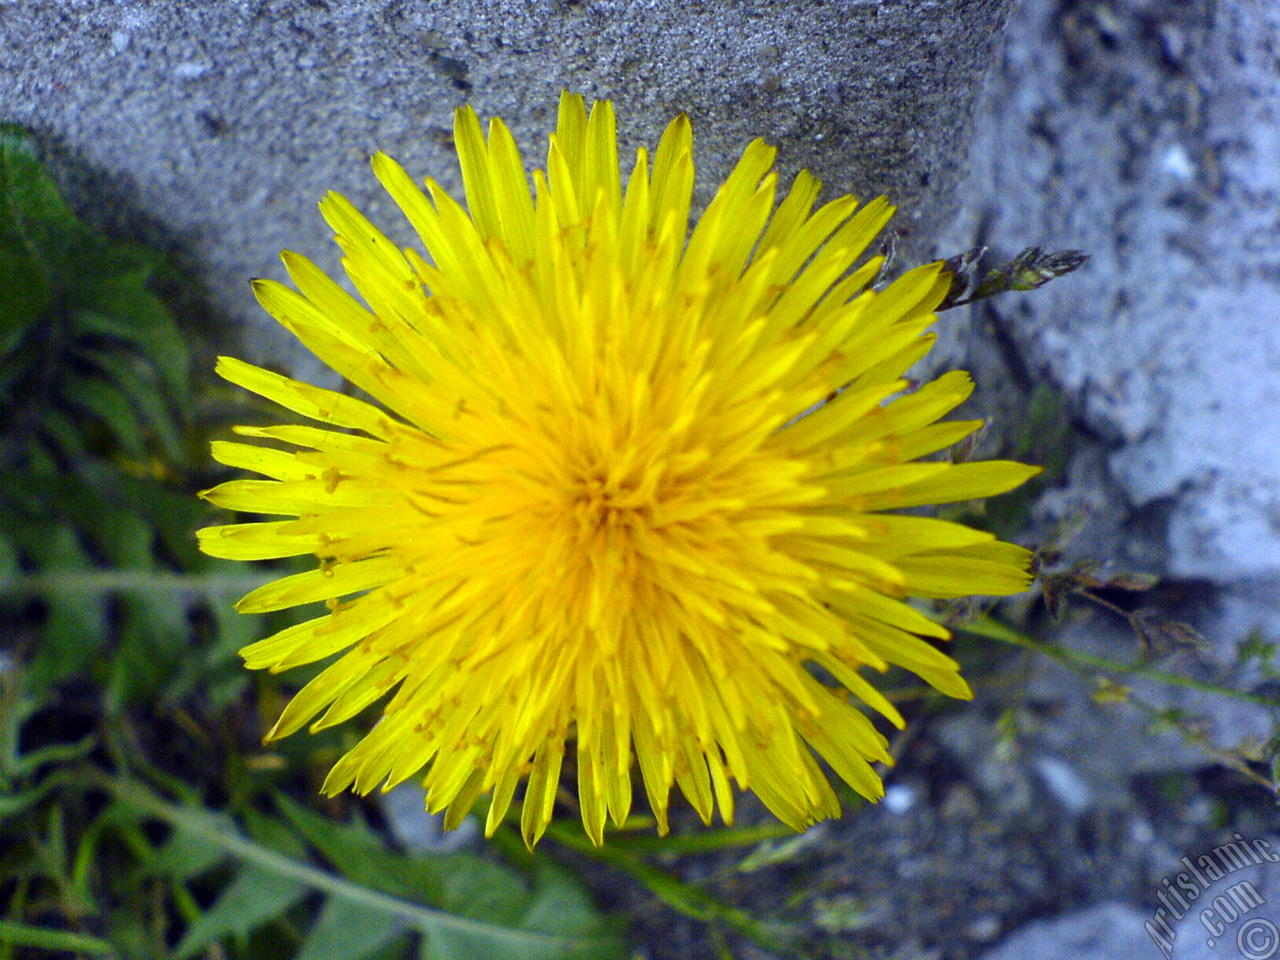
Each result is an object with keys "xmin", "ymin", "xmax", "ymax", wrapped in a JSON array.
[
  {"xmin": 940, "ymin": 0, "xmax": 1280, "ymax": 595},
  {"xmin": 2, "ymin": 0, "xmax": 1013, "ymax": 377}
]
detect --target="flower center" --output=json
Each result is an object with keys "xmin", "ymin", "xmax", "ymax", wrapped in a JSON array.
[{"xmin": 568, "ymin": 462, "xmax": 654, "ymax": 533}]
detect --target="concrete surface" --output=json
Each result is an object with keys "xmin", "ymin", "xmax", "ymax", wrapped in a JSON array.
[
  {"xmin": 1, "ymin": 0, "xmax": 1013, "ymax": 379},
  {"xmin": 975, "ymin": 901, "xmax": 1154, "ymax": 960},
  {"xmin": 940, "ymin": 0, "xmax": 1280, "ymax": 591}
]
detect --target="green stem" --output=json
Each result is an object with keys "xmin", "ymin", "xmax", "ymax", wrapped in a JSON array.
[
  {"xmin": 0, "ymin": 571, "xmax": 271, "ymax": 595},
  {"xmin": 960, "ymin": 614, "xmax": 1276, "ymax": 707},
  {"xmin": 0, "ymin": 919, "xmax": 114, "ymax": 955},
  {"xmin": 604, "ymin": 822, "xmax": 795, "ymax": 854},
  {"xmin": 546, "ymin": 823, "xmax": 783, "ymax": 950},
  {"xmin": 100, "ymin": 776, "xmax": 613, "ymax": 952}
]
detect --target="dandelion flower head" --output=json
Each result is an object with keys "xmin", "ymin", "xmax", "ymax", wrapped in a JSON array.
[{"xmin": 199, "ymin": 92, "xmax": 1039, "ymax": 847}]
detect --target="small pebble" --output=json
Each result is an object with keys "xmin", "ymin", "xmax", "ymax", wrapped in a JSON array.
[
  {"xmin": 173, "ymin": 61, "xmax": 209, "ymax": 80},
  {"xmin": 1160, "ymin": 143, "xmax": 1196, "ymax": 182},
  {"xmin": 966, "ymin": 912, "xmax": 1002, "ymax": 942},
  {"xmin": 883, "ymin": 783, "xmax": 918, "ymax": 815},
  {"xmin": 1034, "ymin": 756, "xmax": 1092, "ymax": 815},
  {"xmin": 381, "ymin": 782, "xmax": 478, "ymax": 852},
  {"xmin": 1129, "ymin": 818, "xmax": 1156, "ymax": 844},
  {"xmin": 941, "ymin": 783, "xmax": 981, "ymax": 821}
]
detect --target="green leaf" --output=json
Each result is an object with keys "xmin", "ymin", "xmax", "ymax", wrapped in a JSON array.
[
  {"xmin": 0, "ymin": 769, "xmax": 80, "ymax": 820},
  {"xmin": 107, "ymin": 781, "xmax": 629, "ymax": 960},
  {"xmin": 91, "ymin": 502, "xmax": 154, "ymax": 571},
  {"xmin": 173, "ymin": 808, "xmax": 311, "ymax": 958},
  {"xmin": 293, "ymin": 896, "xmax": 407, "ymax": 960},
  {"xmin": 0, "ymin": 529, "xmax": 17, "ymax": 575},
  {"xmin": 0, "ymin": 121, "xmax": 190, "ymax": 492},
  {"xmin": 0, "ymin": 919, "xmax": 114, "ymax": 955},
  {"xmin": 173, "ymin": 861, "xmax": 311, "ymax": 958},
  {"xmin": 144, "ymin": 819, "xmax": 230, "ymax": 880},
  {"xmin": 276, "ymin": 793, "xmax": 532, "ymax": 925},
  {"xmin": 519, "ymin": 860, "xmax": 611, "ymax": 939},
  {"xmin": 80, "ymin": 346, "xmax": 183, "ymax": 461},
  {"xmin": 108, "ymin": 591, "xmax": 192, "ymax": 711},
  {"xmin": 1, "ymin": 461, "xmax": 209, "ymax": 704},
  {"xmin": 276, "ymin": 794, "xmax": 454, "ymax": 904},
  {"xmin": 543, "ymin": 822, "xmax": 781, "ymax": 951},
  {"xmin": 75, "ymin": 268, "xmax": 189, "ymax": 407},
  {"xmin": 60, "ymin": 370, "xmax": 149, "ymax": 459},
  {"xmin": 34, "ymin": 406, "xmax": 90, "ymax": 464},
  {"xmin": 9, "ymin": 731, "xmax": 97, "ymax": 779},
  {"xmin": 17, "ymin": 523, "xmax": 109, "ymax": 687},
  {"xmin": 67, "ymin": 462, "xmax": 208, "ymax": 570},
  {"xmin": 0, "ymin": 125, "xmax": 60, "ymax": 343},
  {"xmin": 273, "ymin": 794, "xmax": 627, "ymax": 959}
]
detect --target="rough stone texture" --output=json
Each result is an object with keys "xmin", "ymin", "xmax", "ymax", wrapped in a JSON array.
[
  {"xmin": 975, "ymin": 901, "xmax": 1154, "ymax": 960},
  {"xmin": 1, "ymin": 0, "xmax": 1012, "ymax": 380},
  {"xmin": 931, "ymin": 3, "xmax": 1280, "ymax": 956},
  {"xmin": 1164, "ymin": 839, "xmax": 1280, "ymax": 960},
  {"xmin": 922, "ymin": 0, "xmax": 1280, "ymax": 869},
  {"xmin": 973, "ymin": 846, "xmax": 1280, "ymax": 960},
  {"xmin": 937, "ymin": 0, "xmax": 1280, "ymax": 589}
]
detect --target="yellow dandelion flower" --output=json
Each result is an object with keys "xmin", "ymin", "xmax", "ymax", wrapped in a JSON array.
[{"xmin": 199, "ymin": 92, "xmax": 1039, "ymax": 848}]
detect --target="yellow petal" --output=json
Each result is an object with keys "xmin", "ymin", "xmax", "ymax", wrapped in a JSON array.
[{"xmin": 215, "ymin": 357, "xmax": 392, "ymax": 439}]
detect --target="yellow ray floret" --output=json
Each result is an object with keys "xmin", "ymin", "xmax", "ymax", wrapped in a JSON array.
[{"xmin": 199, "ymin": 92, "xmax": 1039, "ymax": 848}]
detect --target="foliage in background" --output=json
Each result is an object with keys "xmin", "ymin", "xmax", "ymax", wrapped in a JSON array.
[{"xmin": 0, "ymin": 121, "xmax": 211, "ymax": 705}]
